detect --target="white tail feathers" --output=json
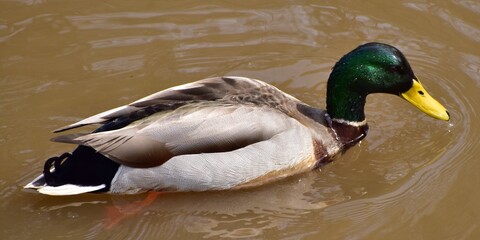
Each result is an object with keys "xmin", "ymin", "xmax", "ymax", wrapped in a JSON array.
[{"xmin": 33, "ymin": 184, "xmax": 106, "ymax": 196}]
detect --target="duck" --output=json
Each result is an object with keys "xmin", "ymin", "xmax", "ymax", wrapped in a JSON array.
[{"xmin": 24, "ymin": 42, "xmax": 450, "ymax": 195}]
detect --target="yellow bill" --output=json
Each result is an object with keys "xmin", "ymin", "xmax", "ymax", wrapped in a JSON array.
[{"xmin": 400, "ymin": 79, "xmax": 450, "ymax": 121}]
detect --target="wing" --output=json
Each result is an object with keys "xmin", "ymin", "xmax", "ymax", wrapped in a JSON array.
[
  {"xmin": 53, "ymin": 76, "xmax": 269, "ymax": 133},
  {"xmin": 56, "ymin": 104, "xmax": 307, "ymax": 168}
]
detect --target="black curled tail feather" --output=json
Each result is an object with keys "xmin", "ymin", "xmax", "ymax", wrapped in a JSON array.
[
  {"xmin": 43, "ymin": 152, "xmax": 72, "ymax": 186},
  {"xmin": 42, "ymin": 146, "xmax": 120, "ymax": 193}
]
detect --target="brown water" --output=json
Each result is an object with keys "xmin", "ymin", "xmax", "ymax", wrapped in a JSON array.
[{"xmin": 1, "ymin": 1, "xmax": 479, "ymax": 239}]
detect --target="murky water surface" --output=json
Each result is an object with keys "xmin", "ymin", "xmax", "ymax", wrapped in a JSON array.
[{"xmin": 1, "ymin": 1, "xmax": 479, "ymax": 239}]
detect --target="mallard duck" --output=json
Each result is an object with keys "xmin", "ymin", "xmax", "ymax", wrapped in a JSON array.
[{"xmin": 25, "ymin": 42, "xmax": 449, "ymax": 195}]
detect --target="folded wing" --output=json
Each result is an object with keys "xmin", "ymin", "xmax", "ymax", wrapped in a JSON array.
[{"xmin": 55, "ymin": 104, "xmax": 304, "ymax": 168}]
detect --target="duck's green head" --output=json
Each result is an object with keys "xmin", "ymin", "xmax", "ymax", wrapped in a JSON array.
[{"xmin": 326, "ymin": 42, "xmax": 450, "ymax": 123}]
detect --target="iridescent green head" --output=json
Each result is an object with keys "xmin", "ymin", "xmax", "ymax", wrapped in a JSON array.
[{"xmin": 326, "ymin": 42, "xmax": 449, "ymax": 123}]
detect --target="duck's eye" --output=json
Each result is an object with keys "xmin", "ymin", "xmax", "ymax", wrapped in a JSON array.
[{"xmin": 388, "ymin": 65, "xmax": 403, "ymax": 74}]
